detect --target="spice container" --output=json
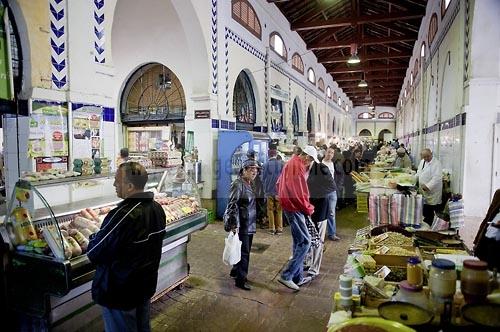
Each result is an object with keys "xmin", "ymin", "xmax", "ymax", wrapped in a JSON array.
[
  {"xmin": 429, "ymin": 259, "xmax": 457, "ymax": 299},
  {"xmin": 407, "ymin": 256, "xmax": 423, "ymax": 288},
  {"xmin": 461, "ymin": 259, "xmax": 489, "ymax": 304},
  {"xmin": 394, "ymin": 280, "xmax": 429, "ymax": 309}
]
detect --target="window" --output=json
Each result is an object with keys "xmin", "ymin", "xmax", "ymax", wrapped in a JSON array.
[
  {"xmin": 326, "ymin": 86, "xmax": 332, "ymax": 99},
  {"xmin": 358, "ymin": 112, "xmax": 374, "ymax": 119},
  {"xmin": 333, "ymin": 92, "xmax": 337, "ymax": 102},
  {"xmin": 442, "ymin": 0, "xmax": 452, "ymax": 17},
  {"xmin": 410, "ymin": 72, "xmax": 414, "ymax": 86},
  {"xmin": 233, "ymin": 71, "xmax": 256, "ymax": 129},
  {"xmin": 378, "ymin": 112, "xmax": 394, "ymax": 119},
  {"xmin": 270, "ymin": 32, "xmax": 287, "ymax": 60},
  {"xmin": 414, "ymin": 59, "xmax": 419, "ymax": 77},
  {"xmin": 292, "ymin": 98, "xmax": 300, "ymax": 135},
  {"xmin": 291, "ymin": 53, "xmax": 304, "ymax": 74},
  {"xmin": 404, "ymin": 89, "xmax": 407, "ymax": 98},
  {"xmin": 428, "ymin": 13, "xmax": 438, "ymax": 45},
  {"xmin": 420, "ymin": 42, "xmax": 426, "ymax": 58},
  {"xmin": 318, "ymin": 78, "xmax": 325, "ymax": 92},
  {"xmin": 345, "ymin": 105, "xmax": 349, "ymax": 112},
  {"xmin": 231, "ymin": 0, "xmax": 261, "ymax": 39},
  {"xmin": 307, "ymin": 68, "xmax": 315, "ymax": 84},
  {"xmin": 338, "ymin": 96, "xmax": 341, "ymax": 106}
]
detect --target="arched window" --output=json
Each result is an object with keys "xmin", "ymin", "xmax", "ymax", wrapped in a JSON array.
[
  {"xmin": 421, "ymin": 42, "xmax": 426, "ymax": 58},
  {"xmin": 441, "ymin": 0, "xmax": 452, "ymax": 17},
  {"xmin": 338, "ymin": 96, "xmax": 341, "ymax": 106},
  {"xmin": 233, "ymin": 71, "xmax": 256, "ymax": 129},
  {"xmin": 332, "ymin": 117, "xmax": 336, "ymax": 134},
  {"xmin": 326, "ymin": 86, "xmax": 332, "ymax": 99},
  {"xmin": 345, "ymin": 105, "xmax": 349, "ymax": 112},
  {"xmin": 292, "ymin": 98, "xmax": 300, "ymax": 135},
  {"xmin": 333, "ymin": 91, "xmax": 338, "ymax": 102},
  {"xmin": 121, "ymin": 63, "xmax": 186, "ymax": 122},
  {"xmin": 410, "ymin": 72, "xmax": 414, "ymax": 86},
  {"xmin": 404, "ymin": 89, "xmax": 407, "ymax": 98},
  {"xmin": 307, "ymin": 106, "xmax": 313, "ymax": 132},
  {"xmin": 318, "ymin": 78, "xmax": 325, "ymax": 92},
  {"xmin": 270, "ymin": 32, "xmax": 287, "ymax": 60},
  {"xmin": 428, "ymin": 13, "xmax": 438, "ymax": 45},
  {"xmin": 358, "ymin": 112, "xmax": 374, "ymax": 119},
  {"xmin": 359, "ymin": 129, "xmax": 372, "ymax": 136},
  {"xmin": 307, "ymin": 68, "xmax": 315, "ymax": 84},
  {"xmin": 291, "ymin": 53, "xmax": 304, "ymax": 74},
  {"xmin": 0, "ymin": 3, "xmax": 22, "ymax": 100},
  {"xmin": 378, "ymin": 112, "xmax": 395, "ymax": 119},
  {"xmin": 414, "ymin": 59, "xmax": 419, "ymax": 77},
  {"xmin": 231, "ymin": 0, "xmax": 261, "ymax": 39}
]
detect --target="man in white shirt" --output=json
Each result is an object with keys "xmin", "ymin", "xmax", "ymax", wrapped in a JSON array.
[{"xmin": 416, "ymin": 148, "xmax": 443, "ymax": 224}]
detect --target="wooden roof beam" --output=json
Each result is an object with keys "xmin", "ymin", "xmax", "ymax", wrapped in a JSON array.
[
  {"xmin": 318, "ymin": 51, "xmax": 411, "ymax": 63},
  {"xmin": 310, "ymin": 34, "xmax": 418, "ymax": 50},
  {"xmin": 329, "ymin": 64, "xmax": 408, "ymax": 74},
  {"xmin": 334, "ymin": 74, "xmax": 405, "ymax": 81},
  {"xmin": 292, "ymin": 12, "xmax": 423, "ymax": 31}
]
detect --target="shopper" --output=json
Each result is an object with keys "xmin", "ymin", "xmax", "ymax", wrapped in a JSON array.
[
  {"xmin": 473, "ymin": 189, "xmax": 500, "ymax": 270},
  {"xmin": 277, "ymin": 147, "xmax": 315, "ymax": 291},
  {"xmin": 322, "ymin": 148, "xmax": 340, "ymax": 241},
  {"xmin": 87, "ymin": 162, "xmax": 166, "ymax": 332},
  {"xmin": 246, "ymin": 150, "xmax": 266, "ymax": 228},
  {"xmin": 342, "ymin": 150, "xmax": 355, "ymax": 206},
  {"xmin": 305, "ymin": 146, "xmax": 337, "ymax": 278},
  {"xmin": 116, "ymin": 147, "xmax": 130, "ymax": 166},
  {"xmin": 224, "ymin": 159, "xmax": 260, "ymax": 291},
  {"xmin": 393, "ymin": 147, "xmax": 412, "ymax": 169},
  {"xmin": 262, "ymin": 149, "xmax": 285, "ymax": 235},
  {"xmin": 416, "ymin": 148, "xmax": 443, "ymax": 224}
]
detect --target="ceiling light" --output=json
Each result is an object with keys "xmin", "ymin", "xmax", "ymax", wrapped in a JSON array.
[
  {"xmin": 358, "ymin": 79, "xmax": 368, "ymax": 87},
  {"xmin": 347, "ymin": 54, "xmax": 360, "ymax": 64},
  {"xmin": 368, "ymin": 105, "xmax": 375, "ymax": 110}
]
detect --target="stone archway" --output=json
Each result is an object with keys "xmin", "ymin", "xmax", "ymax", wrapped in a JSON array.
[
  {"xmin": 378, "ymin": 129, "xmax": 392, "ymax": 142},
  {"xmin": 359, "ymin": 129, "xmax": 372, "ymax": 137}
]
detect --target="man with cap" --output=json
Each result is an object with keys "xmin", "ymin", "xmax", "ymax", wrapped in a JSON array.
[
  {"xmin": 262, "ymin": 149, "xmax": 285, "ymax": 235},
  {"xmin": 224, "ymin": 159, "xmax": 261, "ymax": 290},
  {"xmin": 276, "ymin": 146, "xmax": 315, "ymax": 290},
  {"xmin": 246, "ymin": 150, "xmax": 266, "ymax": 228},
  {"xmin": 393, "ymin": 147, "xmax": 412, "ymax": 169}
]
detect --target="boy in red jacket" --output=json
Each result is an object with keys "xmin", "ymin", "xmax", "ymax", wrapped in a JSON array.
[{"xmin": 276, "ymin": 147, "xmax": 315, "ymax": 290}]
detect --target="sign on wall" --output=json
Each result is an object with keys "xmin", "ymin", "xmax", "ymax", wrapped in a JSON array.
[{"xmin": 72, "ymin": 104, "xmax": 103, "ymax": 159}]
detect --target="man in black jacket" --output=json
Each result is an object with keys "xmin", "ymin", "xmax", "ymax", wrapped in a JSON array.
[
  {"xmin": 87, "ymin": 162, "xmax": 166, "ymax": 331},
  {"xmin": 302, "ymin": 146, "xmax": 337, "ymax": 278}
]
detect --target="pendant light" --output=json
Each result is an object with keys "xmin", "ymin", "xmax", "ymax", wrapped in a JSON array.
[
  {"xmin": 347, "ymin": 44, "xmax": 361, "ymax": 64},
  {"xmin": 358, "ymin": 73, "xmax": 368, "ymax": 87}
]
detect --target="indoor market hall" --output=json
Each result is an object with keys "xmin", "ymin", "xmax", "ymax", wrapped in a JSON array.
[{"xmin": 0, "ymin": 0, "xmax": 499, "ymax": 331}]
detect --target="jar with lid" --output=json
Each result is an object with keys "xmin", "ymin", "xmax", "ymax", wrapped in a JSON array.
[
  {"xmin": 393, "ymin": 280, "xmax": 429, "ymax": 309},
  {"xmin": 429, "ymin": 258, "xmax": 457, "ymax": 299},
  {"xmin": 461, "ymin": 259, "xmax": 489, "ymax": 304},
  {"xmin": 407, "ymin": 256, "xmax": 423, "ymax": 288}
]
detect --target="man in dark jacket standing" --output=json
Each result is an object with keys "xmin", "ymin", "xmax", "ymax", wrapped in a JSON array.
[
  {"xmin": 303, "ymin": 146, "xmax": 337, "ymax": 277},
  {"xmin": 87, "ymin": 162, "xmax": 166, "ymax": 331},
  {"xmin": 262, "ymin": 149, "xmax": 284, "ymax": 234}
]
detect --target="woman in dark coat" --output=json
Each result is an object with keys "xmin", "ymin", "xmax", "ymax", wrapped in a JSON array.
[
  {"xmin": 224, "ymin": 159, "xmax": 261, "ymax": 290},
  {"xmin": 474, "ymin": 189, "xmax": 500, "ymax": 270}
]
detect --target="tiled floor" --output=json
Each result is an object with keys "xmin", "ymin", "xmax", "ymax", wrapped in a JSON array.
[{"xmin": 85, "ymin": 206, "xmax": 368, "ymax": 332}]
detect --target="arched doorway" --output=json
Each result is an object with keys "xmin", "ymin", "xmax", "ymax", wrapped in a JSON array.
[
  {"xmin": 378, "ymin": 129, "xmax": 392, "ymax": 142},
  {"xmin": 359, "ymin": 129, "xmax": 372, "ymax": 137},
  {"xmin": 121, "ymin": 63, "xmax": 186, "ymax": 151},
  {"xmin": 292, "ymin": 98, "xmax": 300, "ymax": 136},
  {"xmin": 233, "ymin": 70, "xmax": 256, "ymax": 131}
]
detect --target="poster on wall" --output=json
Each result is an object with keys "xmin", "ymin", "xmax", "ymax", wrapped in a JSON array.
[
  {"xmin": 72, "ymin": 104, "xmax": 103, "ymax": 159},
  {"xmin": 28, "ymin": 100, "xmax": 69, "ymax": 170}
]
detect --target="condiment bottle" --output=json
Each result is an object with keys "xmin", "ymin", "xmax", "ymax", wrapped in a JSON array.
[
  {"xmin": 429, "ymin": 259, "xmax": 456, "ymax": 325},
  {"xmin": 407, "ymin": 256, "xmax": 423, "ymax": 288},
  {"xmin": 461, "ymin": 259, "xmax": 489, "ymax": 304}
]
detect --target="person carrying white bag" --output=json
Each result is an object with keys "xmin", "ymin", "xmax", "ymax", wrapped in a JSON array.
[{"xmin": 223, "ymin": 159, "xmax": 261, "ymax": 291}]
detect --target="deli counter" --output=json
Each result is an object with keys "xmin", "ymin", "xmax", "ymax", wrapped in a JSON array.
[{"xmin": 0, "ymin": 168, "xmax": 207, "ymax": 331}]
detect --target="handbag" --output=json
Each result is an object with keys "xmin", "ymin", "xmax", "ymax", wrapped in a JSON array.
[{"xmin": 222, "ymin": 232, "xmax": 242, "ymax": 265}]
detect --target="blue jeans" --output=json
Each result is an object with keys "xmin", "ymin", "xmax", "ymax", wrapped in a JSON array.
[
  {"xmin": 102, "ymin": 299, "xmax": 151, "ymax": 332},
  {"xmin": 281, "ymin": 210, "xmax": 311, "ymax": 283},
  {"xmin": 327, "ymin": 191, "xmax": 338, "ymax": 237}
]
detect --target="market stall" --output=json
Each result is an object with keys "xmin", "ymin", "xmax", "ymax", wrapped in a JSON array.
[
  {"xmin": 0, "ymin": 167, "xmax": 207, "ymax": 331},
  {"xmin": 327, "ymin": 224, "xmax": 500, "ymax": 331}
]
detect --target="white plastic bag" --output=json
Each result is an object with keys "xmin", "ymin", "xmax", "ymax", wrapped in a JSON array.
[{"xmin": 222, "ymin": 232, "xmax": 241, "ymax": 266}]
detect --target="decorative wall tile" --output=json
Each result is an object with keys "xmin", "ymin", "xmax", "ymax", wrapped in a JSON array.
[
  {"xmin": 211, "ymin": 119, "xmax": 220, "ymax": 129},
  {"xmin": 93, "ymin": 0, "xmax": 105, "ymax": 63},
  {"xmin": 211, "ymin": 0, "xmax": 217, "ymax": 94},
  {"xmin": 50, "ymin": 0, "xmax": 67, "ymax": 89}
]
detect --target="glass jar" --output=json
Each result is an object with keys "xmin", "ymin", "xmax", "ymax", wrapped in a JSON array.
[
  {"xmin": 461, "ymin": 259, "xmax": 489, "ymax": 304},
  {"xmin": 407, "ymin": 256, "xmax": 423, "ymax": 288},
  {"xmin": 394, "ymin": 280, "xmax": 428, "ymax": 309},
  {"xmin": 429, "ymin": 258, "xmax": 457, "ymax": 299}
]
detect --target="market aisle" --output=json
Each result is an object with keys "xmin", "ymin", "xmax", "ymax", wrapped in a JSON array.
[{"xmin": 82, "ymin": 206, "xmax": 368, "ymax": 332}]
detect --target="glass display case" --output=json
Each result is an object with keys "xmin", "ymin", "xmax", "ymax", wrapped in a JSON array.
[{"xmin": 0, "ymin": 168, "xmax": 207, "ymax": 330}]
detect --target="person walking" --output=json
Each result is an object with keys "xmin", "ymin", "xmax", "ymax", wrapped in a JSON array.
[
  {"xmin": 87, "ymin": 162, "xmax": 166, "ymax": 332},
  {"xmin": 262, "ymin": 149, "xmax": 285, "ymax": 235},
  {"xmin": 322, "ymin": 147, "xmax": 340, "ymax": 241},
  {"xmin": 277, "ymin": 147, "xmax": 315, "ymax": 291},
  {"xmin": 416, "ymin": 148, "xmax": 443, "ymax": 225},
  {"xmin": 223, "ymin": 159, "xmax": 260, "ymax": 290},
  {"xmin": 304, "ymin": 146, "xmax": 337, "ymax": 278}
]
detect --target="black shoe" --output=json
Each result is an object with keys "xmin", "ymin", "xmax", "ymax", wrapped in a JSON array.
[
  {"xmin": 235, "ymin": 282, "xmax": 251, "ymax": 291},
  {"xmin": 230, "ymin": 270, "xmax": 237, "ymax": 279}
]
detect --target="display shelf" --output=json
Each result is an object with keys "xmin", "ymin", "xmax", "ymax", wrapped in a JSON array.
[{"xmin": 32, "ymin": 195, "xmax": 120, "ymax": 221}]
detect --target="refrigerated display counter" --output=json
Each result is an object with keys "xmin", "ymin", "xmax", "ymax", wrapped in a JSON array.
[{"xmin": 0, "ymin": 167, "xmax": 207, "ymax": 331}]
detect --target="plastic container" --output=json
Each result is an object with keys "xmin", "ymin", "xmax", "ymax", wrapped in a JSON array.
[
  {"xmin": 339, "ymin": 274, "xmax": 353, "ymax": 288},
  {"xmin": 461, "ymin": 259, "xmax": 489, "ymax": 304},
  {"xmin": 407, "ymin": 256, "xmax": 423, "ymax": 288},
  {"xmin": 429, "ymin": 258, "xmax": 457, "ymax": 299},
  {"xmin": 394, "ymin": 280, "xmax": 428, "ymax": 309}
]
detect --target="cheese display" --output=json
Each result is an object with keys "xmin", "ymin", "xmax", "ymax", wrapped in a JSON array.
[{"xmin": 155, "ymin": 194, "xmax": 200, "ymax": 224}]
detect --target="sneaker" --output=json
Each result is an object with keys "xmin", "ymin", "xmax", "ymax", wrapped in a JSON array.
[
  {"xmin": 328, "ymin": 235, "xmax": 340, "ymax": 241},
  {"xmin": 297, "ymin": 276, "xmax": 312, "ymax": 286},
  {"xmin": 278, "ymin": 277, "xmax": 300, "ymax": 291},
  {"xmin": 268, "ymin": 230, "xmax": 276, "ymax": 235},
  {"xmin": 275, "ymin": 230, "xmax": 283, "ymax": 235}
]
